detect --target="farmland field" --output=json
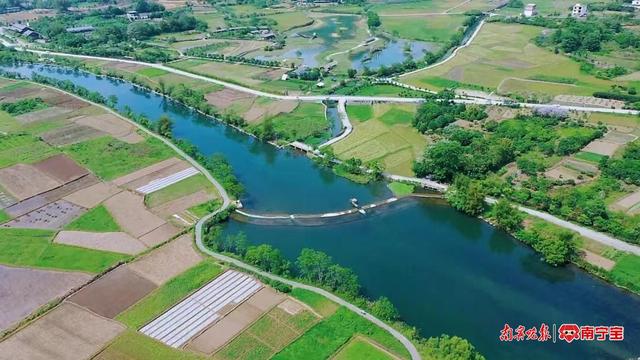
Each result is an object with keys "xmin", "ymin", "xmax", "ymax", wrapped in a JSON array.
[
  {"xmin": 0, "ymin": 134, "xmax": 59, "ymax": 168},
  {"xmin": 370, "ymin": 0, "xmax": 497, "ymax": 15},
  {"xmin": 144, "ymin": 174, "xmax": 217, "ymax": 208},
  {"xmin": 0, "ymin": 228, "xmax": 127, "ymax": 273},
  {"xmin": 116, "ymin": 260, "xmax": 222, "ymax": 329},
  {"xmin": 380, "ymin": 15, "xmax": 467, "ymax": 43},
  {"xmin": 64, "ymin": 136, "xmax": 175, "ymax": 181},
  {"xmin": 65, "ymin": 205, "xmax": 121, "ymax": 232},
  {"xmin": 94, "ymin": 330, "xmax": 205, "ymax": 360},
  {"xmin": 265, "ymin": 103, "xmax": 329, "ymax": 145},
  {"xmin": 333, "ymin": 104, "xmax": 424, "ymax": 176},
  {"xmin": 333, "ymin": 337, "xmax": 395, "ymax": 360},
  {"xmin": 402, "ymin": 23, "xmax": 631, "ymax": 98}
]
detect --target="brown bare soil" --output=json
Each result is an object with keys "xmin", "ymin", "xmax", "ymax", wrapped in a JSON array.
[
  {"xmin": 187, "ymin": 301, "xmax": 266, "ymax": 355},
  {"xmin": 0, "ymin": 86, "xmax": 41, "ymax": 100},
  {"xmin": 0, "ymin": 164, "xmax": 62, "ymax": 201},
  {"xmin": 0, "ymin": 265, "xmax": 91, "ymax": 332},
  {"xmin": 2, "ymin": 200, "xmax": 86, "ymax": 230},
  {"xmin": 243, "ymin": 100, "xmax": 298, "ymax": 123},
  {"xmin": 15, "ymin": 107, "xmax": 74, "ymax": 124},
  {"xmin": 245, "ymin": 287, "xmax": 285, "ymax": 312},
  {"xmin": 0, "ymin": 9, "xmax": 57, "ymax": 24},
  {"xmin": 63, "ymin": 182, "xmax": 122, "ymax": 209},
  {"xmin": 278, "ymin": 298, "xmax": 305, "ymax": 315},
  {"xmin": 68, "ymin": 267, "xmax": 157, "ymax": 319},
  {"xmin": 259, "ymin": 68, "xmax": 288, "ymax": 81},
  {"xmin": 205, "ymin": 89, "xmax": 256, "ymax": 109},
  {"xmin": 151, "ymin": 189, "xmax": 215, "ymax": 219},
  {"xmin": 582, "ymin": 140, "xmax": 620, "ymax": 156},
  {"xmin": 54, "ymin": 231, "xmax": 148, "ymax": 255},
  {"xmin": 40, "ymin": 123, "xmax": 106, "ymax": 146},
  {"xmin": 0, "ymin": 302, "xmax": 125, "ymax": 360},
  {"xmin": 583, "ymin": 250, "xmax": 615, "ymax": 271},
  {"xmin": 33, "ymin": 154, "xmax": 89, "ymax": 184},
  {"xmin": 112, "ymin": 157, "xmax": 182, "ymax": 187},
  {"xmin": 73, "ymin": 114, "xmax": 143, "ymax": 143},
  {"xmin": 104, "ymin": 191, "xmax": 166, "ymax": 238},
  {"xmin": 612, "ymin": 190, "xmax": 640, "ymax": 212},
  {"xmin": 137, "ymin": 222, "xmax": 181, "ymax": 248},
  {"xmin": 127, "ymin": 234, "xmax": 202, "ymax": 285},
  {"xmin": 5, "ymin": 174, "xmax": 99, "ymax": 217}
]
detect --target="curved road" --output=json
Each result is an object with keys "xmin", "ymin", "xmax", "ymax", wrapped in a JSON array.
[{"xmin": 33, "ymin": 80, "xmax": 421, "ymax": 360}]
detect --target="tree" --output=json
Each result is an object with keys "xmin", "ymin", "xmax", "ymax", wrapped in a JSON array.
[
  {"xmin": 413, "ymin": 140, "xmax": 464, "ymax": 182},
  {"xmin": 107, "ymin": 95, "xmax": 118, "ymax": 108},
  {"xmin": 347, "ymin": 68, "xmax": 357, "ymax": 78},
  {"xmin": 493, "ymin": 199, "xmax": 524, "ymax": 232},
  {"xmin": 445, "ymin": 176, "xmax": 486, "ymax": 216},
  {"xmin": 245, "ymin": 244, "xmax": 290, "ymax": 275},
  {"xmin": 367, "ymin": 160, "xmax": 385, "ymax": 181},
  {"xmin": 261, "ymin": 118, "xmax": 276, "ymax": 141},
  {"xmin": 296, "ymin": 248, "xmax": 332, "ymax": 283},
  {"xmin": 370, "ymin": 296, "xmax": 399, "ymax": 321},
  {"xmin": 534, "ymin": 231, "xmax": 576, "ymax": 266},
  {"xmin": 325, "ymin": 264, "xmax": 360, "ymax": 297},
  {"xmin": 421, "ymin": 335, "xmax": 485, "ymax": 360},
  {"xmin": 157, "ymin": 114, "xmax": 173, "ymax": 138},
  {"xmin": 367, "ymin": 11, "xmax": 381, "ymax": 28}
]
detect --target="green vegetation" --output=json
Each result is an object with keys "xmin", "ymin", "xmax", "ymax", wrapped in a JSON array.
[
  {"xmin": 334, "ymin": 104, "xmax": 424, "ymax": 176},
  {"xmin": 387, "ymin": 182, "xmax": 415, "ymax": 196},
  {"xmin": 188, "ymin": 199, "xmax": 222, "ymax": 218},
  {"xmin": 445, "ymin": 176, "xmax": 486, "ymax": 216},
  {"xmin": 0, "ymin": 228, "xmax": 126, "ymax": 273},
  {"xmin": 575, "ymin": 151, "xmax": 607, "ymax": 164},
  {"xmin": 64, "ymin": 136, "xmax": 174, "ymax": 181},
  {"xmin": 144, "ymin": 174, "xmax": 216, "ymax": 208},
  {"xmin": 0, "ymin": 97, "xmax": 48, "ymax": 115},
  {"xmin": 117, "ymin": 260, "xmax": 222, "ymax": 329},
  {"xmin": 333, "ymin": 337, "xmax": 394, "ymax": 360},
  {"xmin": 290, "ymin": 288, "xmax": 339, "ymax": 317},
  {"xmin": 273, "ymin": 307, "xmax": 408, "ymax": 360},
  {"xmin": 0, "ymin": 133, "xmax": 59, "ymax": 168},
  {"xmin": 65, "ymin": 205, "xmax": 121, "ymax": 232},
  {"xmin": 603, "ymin": 141, "xmax": 640, "ymax": 185},
  {"xmin": 516, "ymin": 219, "xmax": 578, "ymax": 266},
  {"xmin": 136, "ymin": 67, "xmax": 170, "ymax": 77},
  {"xmin": 256, "ymin": 103, "xmax": 329, "ymax": 145},
  {"xmin": 96, "ymin": 330, "xmax": 205, "ymax": 360},
  {"xmin": 380, "ymin": 15, "xmax": 467, "ymax": 43},
  {"xmin": 490, "ymin": 200, "xmax": 524, "ymax": 233},
  {"xmin": 609, "ymin": 254, "xmax": 640, "ymax": 293},
  {"xmin": 0, "ymin": 209, "xmax": 10, "ymax": 224},
  {"xmin": 346, "ymin": 105, "xmax": 373, "ymax": 122},
  {"xmin": 214, "ymin": 305, "xmax": 318, "ymax": 360}
]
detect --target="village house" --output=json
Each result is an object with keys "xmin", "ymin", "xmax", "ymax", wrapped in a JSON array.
[
  {"xmin": 572, "ymin": 3, "xmax": 588, "ymax": 18},
  {"xmin": 523, "ymin": 3, "xmax": 537, "ymax": 17}
]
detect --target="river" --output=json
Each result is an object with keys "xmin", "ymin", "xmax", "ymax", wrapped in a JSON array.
[{"xmin": 5, "ymin": 63, "xmax": 640, "ymax": 360}]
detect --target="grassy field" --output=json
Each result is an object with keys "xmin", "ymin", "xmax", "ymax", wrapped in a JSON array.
[
  {"xmin": 194, "ymin": 12, "xmax": 227, "ymax": 30},
  {"xmin": 370, "ymin": 0, "xmax": 495, "ymax": 15},
  {"xmin": 387, "ymin": 182, "xmax": 414, "ymax": 196},
  {"xmin": 266, "ymin": 103, "xmax": 329, "ymax": 145},
  {"xmin": 610, "ymin": 254, "xmax": 640, "ymax": 293},
  {"xmin": 575, "ymin": 151, "xmax": 608, "ymax": 164},
  {"xmin": 333, "ymin": 104, "xmax": 425, "ymax": 176},
  {"xmin": 95, "ymin": 330, "xmax": 206, "ymax": 360},
  {"xmin": 290, "ymin": 288, "xmax": 339, "ymax": 317},
  {"xmin": 333, "ymin": 337, "xmax": 395, "ymax": 360},
  {"xmin": 144, "ymin": 174, "xmax": 217, "ymax": 208},
  {"xmin": 0, "ymin": 209, "xmax": 9, "ymax": 224},
  {"xmin": 272, "ymin": 307, "xmax": 409, "ymax": 360},
  {"xmin": 187, "ymin": 199, "xmax": 222, "ymax": 218},
  {"xmin": 266, "ymin": 11, "xmax": 313, "ymax": 31},
  {"xmin": 116, "ymin": 260, "xmax": 222, "ymax": 329},
  {"xmin": 346, "ymin": 105, "xmax": 373, "ymax": 122},
  {"xmin": 402, "ymin": 23, "xmax": 632, "ymax": 98},
  {"xmin": 136, "ymin": 67, "xmax": 169, "ymax": 77},
  {"xmin": 64, "ymin": 136, "xmax": 175, "ymax": 181},
  {"xmin": 0, "ymin": 133, "xmax": 59, "ymax": 168},
  {"xmin": 380, "ymin": 15, "xmax": 466, "ymax": 43},
  {"xmin": 0, "ymin": 228, "xmax": 127, "ymax": 273},
  {"xmin": 214, "ymin": 305, "xmax": 319, "ymax": 360},
  {"xmin": 64, "ymin": 205, "xmax": 120, "ymax": 232}
]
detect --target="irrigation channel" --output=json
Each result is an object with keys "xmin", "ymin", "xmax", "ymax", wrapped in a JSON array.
[{"xmin": 5, "ymin": 63, "xmax": 640, "ymax": 360}]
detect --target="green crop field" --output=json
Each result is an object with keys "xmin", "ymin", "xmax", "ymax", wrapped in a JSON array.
[
  {"xmin": 610, "ymin": 254, "xmax": 640, "ymax": 293},
  {"xmin": 144, "ymin": 174, "xmax": 217, "ymax": 208},
  {"xmin": 333, "ymin": 337, "xmax": 394, "ymax": 360},
  {"xmin": 380, "ymin": 15, "xmax": 466, "ymax": 43},
  {"xmin": 95, "ymin": 330, "xmax": 206, "ymax": 360},
  {"xmin": 64, "ymin": 136, "xmax": 174, "ymax": 181},
  {"xmin": 0, "ymin": 209, "xmax": 9, "ymax": 224},
  {"xmin": 272, "ymin": 307, "xmax": 409, "ymax": 360},
  {"xmin": 387, "ymin": 182, "xmax": 415, "ymax": 196},
  {"xmin": 0, "ymin": 228, "xmax": 126, "ymax": 273},
  {"xmin": 0, "ymin": 133, "xmax": 59, "ymax": 168},
  {"xmin": 266, "ymin": 103, "xmax": 329, "ymax": 145},
  {"xmin": 266, "ymin": 11, "xmax": 313, "ymax": 31},
  {"xmin": 290, "ymin": 288, "xmax": 339, "ymax": 317},
  {"xmin": 65, "ymin": 205, "xmax": 121, "ymax": 232},
  {"xmin": 575, "ymin": 151, "xmax": 608, "ymax": 163},
  {"xmin": 402, "ymin": 23, "xmax": 631, "ymax": 98},
  {"xmin": 333, "ymin": 104, "xmax": 424, "ymax": 176},
  {"xmin": 117, "ymin": 260, "xmax": 222, "ymax": 329},
  {"xmin": 346, "ymin": 105, "xmax": 373, "ymax": 122},
  {"xmin": 214, "ymin": 306, "xmax": 319, "ymax": 360},
  {"xmin": 136, "ymin": 67, "xmax": 169, "ymax": 77},
  {"xmin": 370, "ymin": 0, "xmax": 481, "ymax": 15}
]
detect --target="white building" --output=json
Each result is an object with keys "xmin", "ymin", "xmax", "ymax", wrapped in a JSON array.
[
  {"xmin": 572, "ymin": 3, "xmax": 588, "ymax": 18},
  {"xmin": 632, "ymin": 0, "xmax": 640, "ymax": 9},
  {"xmin": 523, "ymin": 3, "xmax": 537, "ymax": 17}
]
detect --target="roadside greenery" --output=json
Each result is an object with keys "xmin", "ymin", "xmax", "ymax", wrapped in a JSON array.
[{"xmin": 0, "ymin": 97, "xmax": 48, "ymax": 115}]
